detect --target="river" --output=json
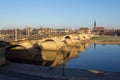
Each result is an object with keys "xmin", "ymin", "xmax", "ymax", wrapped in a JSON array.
[{"xmin": 65, "ymin": 44, "xmax": 120, "ymax": 72}]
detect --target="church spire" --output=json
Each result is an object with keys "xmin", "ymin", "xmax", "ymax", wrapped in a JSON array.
[{"xmin": 94, "ymin": 20, "xmax": 96, "ymax": 29}]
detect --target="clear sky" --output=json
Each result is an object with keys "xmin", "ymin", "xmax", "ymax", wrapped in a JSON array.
[{"xmin": 0, "ymin": 0, "xmax": 120, "ymax": 29}]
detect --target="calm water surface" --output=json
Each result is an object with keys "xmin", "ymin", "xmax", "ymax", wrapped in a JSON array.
[{"xmin": 65, "ymin": 44, "xmax": 120, "ymax": 72}]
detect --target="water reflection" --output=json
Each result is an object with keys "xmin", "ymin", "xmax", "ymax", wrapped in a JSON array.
[
  {"xmin": 41, "ymin": 43, "xmax": 89, "ymax": 67},
  {"xmin": 94, "ymin": 44, "xmax": 96, "ymax": 48},
  {"xmin": 66, "ymin": 44, "xmax": 120, "ymax": 72}
]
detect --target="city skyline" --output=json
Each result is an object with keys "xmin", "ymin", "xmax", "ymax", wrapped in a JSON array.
[{"xmin": 0, "ymin": 0, "xmax": 120, "ymax": 29}]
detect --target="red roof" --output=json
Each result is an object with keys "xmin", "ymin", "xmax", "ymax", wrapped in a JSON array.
[{"xmin": 94, "ymin": 27, "xmax": 104, "ymax": 32}]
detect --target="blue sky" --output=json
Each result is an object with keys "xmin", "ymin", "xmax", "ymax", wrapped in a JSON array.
[{"xmin": 0, "ymin": 0, "xmax": 120, "ymax": 29}]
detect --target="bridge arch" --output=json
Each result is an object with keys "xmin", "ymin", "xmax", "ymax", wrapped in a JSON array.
[
  {"xmin": 65, "ymin": 36, "xmax": 71, "ymax": 39},
  {"xmin": 40, "ymin": 39, "xmax": 60, "ymax": 61},
  {"xmin": 5, "ymin": 45, "xmax": 29, "ymax": 60}
]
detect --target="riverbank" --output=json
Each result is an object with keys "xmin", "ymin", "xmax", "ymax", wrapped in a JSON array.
[
  {"xmin": 0, "ymin": 63, "xmax": 120, "ymax": 80},
  {"xmin": 90, "ymin": 36, "xmax": 120, "ymax": 44}
]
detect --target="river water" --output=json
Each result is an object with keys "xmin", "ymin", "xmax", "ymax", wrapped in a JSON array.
[{"xmin": 65, "ymin": 44, "xmax": 120, "ymax": 72}]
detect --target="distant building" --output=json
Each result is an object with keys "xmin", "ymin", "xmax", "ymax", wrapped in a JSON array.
[
  {"xmin": 94, "ymin": 27, "xmax": 104, "ymax": 32},
  {"xmin": 37, "ymin": 27, "xmax": 51, "ymax": 35},
  {"xmin": 78, "ymin": 27, "xmax": 91, "ymax": 34},
  {"xmin": 51, "ymin": 28, "xmax": 72, "ymax": 33},
  {"xmin": 93, "ymin": 27, "xmax": 104, "ymax": 35},
  {"xmin": 25, "ymin": 27, "xmax": 32, "ymax": 37},
  {"xmin": 38, "ymin": 28, "xmax": 46, "ymax": 35},
  {"xmin": 92, "ymin": 21, "xmax": 104, "ymax": 34},
  {"xmin": 104, "ymin": 28, "xmax": 120, "ymax": 36}
]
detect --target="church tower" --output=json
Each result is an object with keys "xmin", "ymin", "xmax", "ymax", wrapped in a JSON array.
[{"xmin": 93, "ymin": 20, "xmax": 96, "ymax": 29}]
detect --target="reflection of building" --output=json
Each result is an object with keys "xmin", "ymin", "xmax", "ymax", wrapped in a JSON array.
[{"xmin": 94, "ymin": 44, "xmax": 96, "ymax": 49}]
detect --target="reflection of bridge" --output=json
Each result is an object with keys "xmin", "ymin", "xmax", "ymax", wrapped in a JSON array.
[{"xmin": 0, "ymin": 33, "xmax": 93, "ymax": 66}]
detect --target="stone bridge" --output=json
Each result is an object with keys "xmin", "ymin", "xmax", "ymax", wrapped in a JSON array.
[{"xmin": 0, "ymin": 33, "xmax": 94, "ymax": 66}]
